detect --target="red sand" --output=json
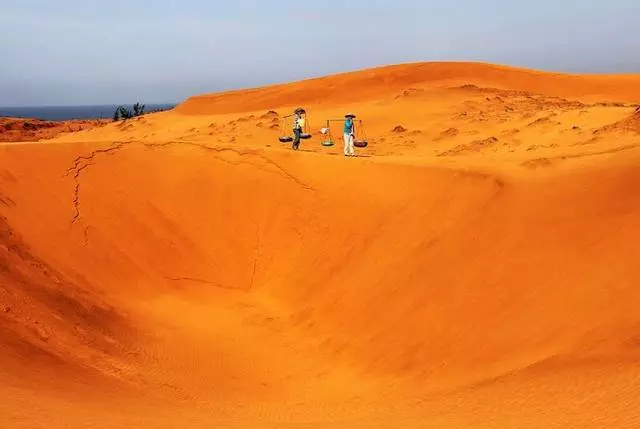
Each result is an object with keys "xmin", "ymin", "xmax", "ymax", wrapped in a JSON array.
[
  {"xmin": 0, "ymin": 117, "xmax": 108, "ymax": 142},
  {"xmin": 1, "ymin": 62, "xmax": 639, "ymax": 428}
]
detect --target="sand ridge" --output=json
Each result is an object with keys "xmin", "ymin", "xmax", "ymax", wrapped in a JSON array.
[{"xmin": 0, "ymin": 117, "xmax": 108, "ymax": 142}]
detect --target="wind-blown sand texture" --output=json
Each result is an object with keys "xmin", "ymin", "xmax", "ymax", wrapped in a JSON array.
[{"xmin": 1, "ymin": 62, "xmax": 640, "ymax": 428}]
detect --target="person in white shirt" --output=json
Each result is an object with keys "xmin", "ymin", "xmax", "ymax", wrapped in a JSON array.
[{"xmin": 292, "ymin": 108, "xmax": 306, "ymax": 150}]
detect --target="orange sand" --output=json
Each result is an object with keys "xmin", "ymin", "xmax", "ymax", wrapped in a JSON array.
[
  {"xmin": 1, "ymin": 62, "xmax": 639, "ymax": 428},
  {"xmin": 0, "ymin": 117, "xmax": 108, "ymax": 142}
]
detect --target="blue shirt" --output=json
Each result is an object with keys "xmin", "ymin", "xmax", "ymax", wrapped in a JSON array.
[{"xmin": 344, "ymin": 118, "xmax": 353, "ymax": 134}]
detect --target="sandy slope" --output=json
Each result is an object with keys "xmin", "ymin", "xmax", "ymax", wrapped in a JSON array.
[{"xmin": 1, "ymin": 62, "xmax": 640, "ymax": 428}]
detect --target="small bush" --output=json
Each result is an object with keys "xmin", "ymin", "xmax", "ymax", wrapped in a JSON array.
[
  {"xmin": 113, "ymin": 103, "xmax": 145, "ymax": 122},
  {"xmin": 132, "ymin": 102, "xmax": 145, "ymax": 116}
]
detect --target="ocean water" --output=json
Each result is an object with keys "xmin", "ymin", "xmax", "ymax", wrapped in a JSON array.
[{"xmin": 0, "ymin": 104, "xmax": 176, "ymax": 121}]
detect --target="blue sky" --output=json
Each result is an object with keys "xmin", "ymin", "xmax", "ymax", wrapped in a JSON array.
[{"xmin": 1, "ymin": 0, "xmax": 638, "ymax": 106}]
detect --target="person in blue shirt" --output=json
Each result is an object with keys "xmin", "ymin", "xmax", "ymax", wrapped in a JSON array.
[{"xmin": 343, "ymin": 113, "xmax": 356, "ymax": 156}]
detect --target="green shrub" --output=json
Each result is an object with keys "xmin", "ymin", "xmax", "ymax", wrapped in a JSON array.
[{"xmin": 113, "ymin": 103, "xmax": 145, "ymax": 122}]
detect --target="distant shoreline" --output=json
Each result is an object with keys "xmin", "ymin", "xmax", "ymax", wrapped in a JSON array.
[{"xmin": 0, "ymin": 104, "xmax": 177, "ymax": 121}]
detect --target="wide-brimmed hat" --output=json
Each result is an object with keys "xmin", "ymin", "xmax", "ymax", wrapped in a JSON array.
[
  {"xmin": 345, "ymin": 113, "xmax": 356, "ymax": 118},
  {"xmin": 295, "ymin": 107, "xmax": 306, "ymax": 114}
]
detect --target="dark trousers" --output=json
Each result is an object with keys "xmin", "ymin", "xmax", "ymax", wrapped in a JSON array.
[{"xmin": 292, "ymin": 128, "xmax": 301, "ymax": 150}]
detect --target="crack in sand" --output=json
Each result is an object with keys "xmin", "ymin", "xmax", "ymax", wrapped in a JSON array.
[
  {"xmin": 82, "ymin": 225, "xmax": 90, "ymax": 248},
  {"xmin": 70, "ymin": 162, "xmax": 93, "ymax": 224},
  {"xmin": 64, "ymin": 140, "xmax": 309, "ymax": 248},
  {"xmin": 164, "ymin": 276, "xmax": 247, "ymax": 292},
  {"xmin": 66, "ymin": 143, "xmax": 125, "ymax": 226},
  {"xmin": 249, "ymin": 224, "xmax": 261, "ymax": 291},
  {"xmin": 165, "ymin": 224, "xmax": 261, "ymax": 293},
  {"xmin": 143, "ymin": 141, "xmax": 314, "ymax": 191}
]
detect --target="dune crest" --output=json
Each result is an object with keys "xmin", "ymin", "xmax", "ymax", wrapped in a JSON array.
[{"xmin": 177, "ymin": 62, "xmax": 640, "ymax": 115}]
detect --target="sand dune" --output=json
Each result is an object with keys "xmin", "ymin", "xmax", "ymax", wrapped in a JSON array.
[
  {"xmin": 177, "ymin": 62, "xmax": 640, "ymax": 115},
  {"xmin": 1, "ymin": 62, "xmax": 640, "ymax": 428}
]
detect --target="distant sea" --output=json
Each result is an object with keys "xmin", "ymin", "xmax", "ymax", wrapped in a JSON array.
[{"xmin": 0, "ymin": 104, "xmax": 177, "ymax": 121}]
